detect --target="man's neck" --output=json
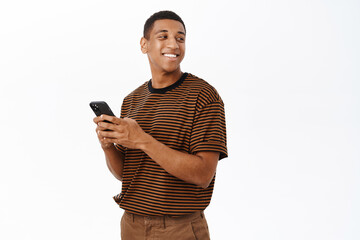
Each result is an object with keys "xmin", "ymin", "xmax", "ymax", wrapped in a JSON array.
[{"xmin": 150, "ymin": 69, "xmax": 183, "ymax": 89}]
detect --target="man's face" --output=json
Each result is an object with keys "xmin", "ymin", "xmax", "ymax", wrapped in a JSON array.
[{"xmin": 141, "ymin": 19, "xmax": 186, "ymax": 74}]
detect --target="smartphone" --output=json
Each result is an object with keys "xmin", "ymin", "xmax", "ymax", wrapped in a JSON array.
[
  {"xmin": 90, "ymin": 101, "xmax": 115, "ymax": 131},
  {"xmin": 89, "ymin": 101, "xmax": 115, "ymax": 117}
]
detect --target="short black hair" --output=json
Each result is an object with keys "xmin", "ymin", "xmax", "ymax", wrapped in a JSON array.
[{"xmin": 143, "ymin": 10, "xmax": 186, "ymax": 39}]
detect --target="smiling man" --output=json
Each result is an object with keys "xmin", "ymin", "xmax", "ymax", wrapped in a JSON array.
[{"xmin": 93, "ymin": 10, "xmax": 227, "ymax": 239}]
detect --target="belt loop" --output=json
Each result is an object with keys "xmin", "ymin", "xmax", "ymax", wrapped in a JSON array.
[
  {"xmin": 163, "ymin": 216, "xmax": 166, "ymax": 229},
  {"xmin": 132, "ymin": 213, "xmax": 135, "ymax": 223}
]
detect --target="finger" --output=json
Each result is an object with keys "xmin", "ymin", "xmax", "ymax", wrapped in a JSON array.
[
  {"xmin": 93, "ymin": 116, "xmax": 103, "ymax": 124},
  {"xmin": 98, "ymin": 129, "xmax": 118, "ymax": 139},
  {"xmin": 100, "ymin": 115, "xmax": 124, "ymax": 125},
  {"xmin": 94, "ymin": 115, "xmax": 116, "ymax": 127},
  {"xmin": 99, "ymin": 121, "xmax": 127, "ymax": 133},
  {"xmin": 100, "ymin": 114, "xmax": 114, "ymax": 122},
  {"xmin": 96, "ymin": 125, "xmax": 108, "ymax": 132},
  {"xmin": 102, "ymin": 137, "xmax": 117, "ymax": 144},
  {"xmin": 98, "ymin": 121, "xmax": 120, "ymax": 131}
]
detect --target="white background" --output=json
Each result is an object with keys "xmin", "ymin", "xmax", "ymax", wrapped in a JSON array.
[{"xmin": 1, "ymin": 0, "xmax": 359, "ymax": 239}]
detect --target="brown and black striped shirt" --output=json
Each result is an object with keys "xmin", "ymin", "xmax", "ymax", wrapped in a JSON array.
[{"xmin": 114, "ymin": 72, "xmax": 227, "ymax": 216}]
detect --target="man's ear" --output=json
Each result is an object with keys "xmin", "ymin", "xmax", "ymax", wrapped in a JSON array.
[{"xmin": 140, "ymin": 37, "xmax": 148, "ymax": 54}]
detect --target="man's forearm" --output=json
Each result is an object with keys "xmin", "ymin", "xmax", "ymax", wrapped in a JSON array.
[
  {"xmin": 103, "ymin": 144, "xmax": 125, "ymax": 181},
  {"xmin": 97, "ymin": 115, "xmax": 219, "ymax": 187},
  {"xmin": 140, "ymin": 134, "xmax": 219, "ymax": 188}
]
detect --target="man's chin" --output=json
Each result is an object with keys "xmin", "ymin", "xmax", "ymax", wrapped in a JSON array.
[{"xmin": 161, "ymin": 65, "xmax": 182, "ymax": 74}]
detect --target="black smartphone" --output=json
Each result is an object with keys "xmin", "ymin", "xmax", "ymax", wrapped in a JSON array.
[
  {"xmin": 89, "ymin": 101, "xmax": 115, "ymax": 117},
  {"xmin": 90, "ymin": 101, "xmax": 115, "ymax": 131}
]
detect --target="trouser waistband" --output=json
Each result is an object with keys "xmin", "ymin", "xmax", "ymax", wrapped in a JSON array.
[{"xmin": 123, "ymin": 210, "xmax": 204, "ymax": 227}]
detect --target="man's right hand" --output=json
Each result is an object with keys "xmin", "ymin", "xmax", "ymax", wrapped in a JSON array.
[
  {"xmin": 93, "ymin": 115, "xmax": 125, "ymax": 181},
  {"xmin": 93, "ymin": 115, "xmax": 115, "ymax": 149}
]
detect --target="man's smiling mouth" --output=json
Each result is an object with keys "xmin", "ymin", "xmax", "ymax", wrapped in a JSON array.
[{"xmin": 163, "ymin": 53, "xmax": 178, "ymax": 58}]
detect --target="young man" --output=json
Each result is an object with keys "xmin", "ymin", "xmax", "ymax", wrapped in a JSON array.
[{"xmin": 93, "ymin": 10, "xmax": 227, "ymax": 239}]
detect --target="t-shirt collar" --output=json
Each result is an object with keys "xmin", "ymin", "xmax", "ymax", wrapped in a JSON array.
[{"xmin": 148, "ymin": 72, "xmax": 188, "ymax": 94}]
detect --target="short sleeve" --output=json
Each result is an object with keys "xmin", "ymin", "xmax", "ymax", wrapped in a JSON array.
[
  {"xmin": 114, "ymin": 143, "xmax": 126, "ymax": 155},
  {"xmin": 190, "ymin": 99, "xmax": 228, "ymax": 160}
]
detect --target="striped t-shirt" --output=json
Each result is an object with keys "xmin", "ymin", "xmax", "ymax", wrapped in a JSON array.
[{"xmin": 114, "ymin": 72, "xmax": 227, "ymax": 216}]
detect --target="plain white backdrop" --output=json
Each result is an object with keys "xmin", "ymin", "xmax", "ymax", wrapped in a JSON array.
[{"xmin": 1, "ymin": 0, "xmax": 359, "ymax": 239}]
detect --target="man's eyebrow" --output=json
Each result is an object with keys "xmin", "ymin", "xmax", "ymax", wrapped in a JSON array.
[
  {"xmin": 155, "ymin": 30, "xmax": 168, "ymax": 34},
  {"xmin": 155, "ymin": 30, "xmax": 186, "ymax": 35}
]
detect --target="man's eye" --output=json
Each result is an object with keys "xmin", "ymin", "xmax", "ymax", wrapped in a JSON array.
[
  {"xmin": 159, "ymin": 35, "xmax": 167, "ymax": 39},
  {"xmin": 177, "ymin": 37, "xmax": 185, "ymax": 43}
]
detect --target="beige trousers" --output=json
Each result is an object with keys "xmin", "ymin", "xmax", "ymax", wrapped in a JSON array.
[{"xmin": 120, "ymin": 210, "xmax": 211, "ymax": 240}]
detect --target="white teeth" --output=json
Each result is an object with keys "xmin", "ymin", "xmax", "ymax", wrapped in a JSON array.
[{"xmin": 163, "ymin": 54, "xmax": 177, "ymax": 58}]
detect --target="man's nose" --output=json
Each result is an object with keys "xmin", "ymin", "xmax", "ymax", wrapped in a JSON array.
[{"xmin": 166, "ymin": 37, "xmax": 179, "ymax": 49}]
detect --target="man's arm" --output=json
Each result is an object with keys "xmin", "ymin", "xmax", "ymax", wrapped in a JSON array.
[
  {"xmin": 102, "ymin": 145, "xmax": 125, "ymax": 181},
  {"xmin": 142, "ymin": 137, "xmax": 219, "ymax": 189},
  {"xmin": 94, "ymin": 116, "xmax": 125, "ymax": 181},
  {"xmin": 98, "ymin": 115, "xmax": 219, "ymax": 188}
]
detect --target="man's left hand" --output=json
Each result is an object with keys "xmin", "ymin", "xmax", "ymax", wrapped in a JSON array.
[{"xmin": 97, "ymin": 115, "xmax": 150, "ymax": 150}]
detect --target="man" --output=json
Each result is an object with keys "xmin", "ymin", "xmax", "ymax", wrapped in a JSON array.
[{"xmin": 93, "ymin": 10, "xmax": 227, "ymax": 239}]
